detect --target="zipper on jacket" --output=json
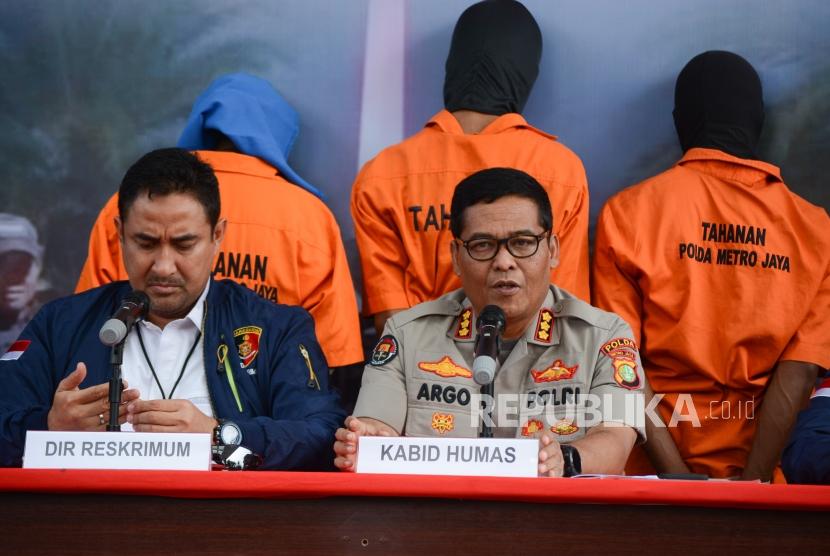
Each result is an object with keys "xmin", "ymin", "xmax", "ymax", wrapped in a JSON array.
[
  {"xmin": 200, "ymin": 299, "xmax": 220, "ymax": 420},
  {"xmin": 218, "ymin": 333, "xmax": 244, "ymax": 413},
  {"xmin": 299, "ymin": 344, "xmax": 320, "ymax": 390}
]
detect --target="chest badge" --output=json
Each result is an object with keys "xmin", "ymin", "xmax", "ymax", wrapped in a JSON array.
[
  {"xmin": 534, "ymin": 309, "xmax": 554, "ymax": 343},
  {"xmin": 431, "ymin": 412, "xmax": 454, "ymax": 434},
  {"xmin": 454, "ymin": 309, "xmax": 472, "ymax": 339},
  {"xmin": 418, "ymin": 356, "xmax": 472, "ymax": 379},
  {"xmin": 233, "ymin": 326, "xmax": 262, "ymax": 369},
  {"xmin": 550, "ymin": 419, "xmax": 579, "ymax": 436},
  {"xmin": 521, "ymin": 419, "xmax": 544, "ymax": 437},
  {"xmin": 530, "ymin": 359, "xmax": 578, "ymax": 383}
]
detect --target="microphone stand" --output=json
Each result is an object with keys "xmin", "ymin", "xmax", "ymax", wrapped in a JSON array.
[
  {"xmin": 107, "ymin": 340, "xmax": 125, "ymax": 431},
  {"xmin": 480, "ymin": 381, "xmax": 494, "ymax": 438}
]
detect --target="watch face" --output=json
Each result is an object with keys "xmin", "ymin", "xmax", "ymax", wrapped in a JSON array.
[{"xmin": 220, "ymin": 422, "xmax": 242, "ymax": 445}]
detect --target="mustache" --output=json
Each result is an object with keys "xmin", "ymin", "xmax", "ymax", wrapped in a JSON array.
[{"xmin": 146, "ymin": 277, "xmax": 185, "ymax": 287}]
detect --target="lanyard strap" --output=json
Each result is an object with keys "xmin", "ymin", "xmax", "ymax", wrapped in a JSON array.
[{"xmin": 135, "ymin": 324, "xmax": 202, "ymax": 400}]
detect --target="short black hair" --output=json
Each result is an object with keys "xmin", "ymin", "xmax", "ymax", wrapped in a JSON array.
[
  {"xmin": 450, "ymin": 168, "xmax": 552, "ymax": 238},
  {"xmin": 118, "ymin": 148, "xmax": 220, "ymax": 228}
]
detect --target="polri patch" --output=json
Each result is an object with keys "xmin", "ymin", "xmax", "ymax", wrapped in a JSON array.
[
  {"xmin": 233, "ymin": 326, "xmax": 262, "ymax": 369},
  {"xmin": 370, "ymin": 335, "xmax": 398, "ymax": 366}
]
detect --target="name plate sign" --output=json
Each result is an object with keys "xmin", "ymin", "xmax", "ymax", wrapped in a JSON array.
[
  {"xmin": 357, "ymin": 436, "xmax": 538, "ymax": 478},
  {"xmin": 23, "ymin": 431, "xmax": 211, "ymax": 471}
]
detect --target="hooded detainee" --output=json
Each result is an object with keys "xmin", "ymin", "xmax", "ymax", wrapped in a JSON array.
[
  {"xmin": 591, "ymin": 51, "xmax": 830, "ymax": 481},
  {"xmin": 75, "ymin": 73, "xmax": 363, "ymax": 371},
  {"xmin": 351, "ymin": 0, "xmax": 591, "ymax": 336}
]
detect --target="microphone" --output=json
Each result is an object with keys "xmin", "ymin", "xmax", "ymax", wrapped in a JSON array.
[
  {"xmin": 99, "ymin": 290, "xmax": 150, "ymax": 346},
  {"xmin": 473, "ymin": 305, "xmax": 506, "ymax": 386}
]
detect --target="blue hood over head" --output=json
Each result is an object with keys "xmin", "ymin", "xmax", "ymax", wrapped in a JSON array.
[{"xmin": 178, "ymin": 73, "xmax": 324, "ymax": 199}]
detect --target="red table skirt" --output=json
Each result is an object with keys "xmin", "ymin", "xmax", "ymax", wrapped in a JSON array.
[{"xmin": 1, "ymin": 468, "xmax": 827, "ymax": 511}]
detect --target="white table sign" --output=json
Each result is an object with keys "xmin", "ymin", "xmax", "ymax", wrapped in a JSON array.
[
  {"xmin": 357, "ymin": 436, "xmax": 538, "ymax": 478},
  {"xmin": 23, "ymin": 431, "xmax": 212, "ymax": 471}
]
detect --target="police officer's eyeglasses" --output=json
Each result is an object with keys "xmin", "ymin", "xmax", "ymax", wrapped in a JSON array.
[{"xmin": 458, "ymin": 232, "xmax": 550, "ymax": 261}]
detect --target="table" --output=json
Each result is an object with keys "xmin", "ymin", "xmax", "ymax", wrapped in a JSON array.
[{"xmin": 0, "ymin": 469, "xmax": 827, "ymax": 554}]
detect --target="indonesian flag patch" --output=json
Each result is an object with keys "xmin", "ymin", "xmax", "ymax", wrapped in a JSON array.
[{"xmin": 1, "ymin": 340, "xmax": 31, "ymax": 361}]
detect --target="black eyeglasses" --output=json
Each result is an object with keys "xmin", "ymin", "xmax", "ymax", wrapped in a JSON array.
[{"xmin": 457, "ymin": 232, "xmax": 550, "ymax": 261}]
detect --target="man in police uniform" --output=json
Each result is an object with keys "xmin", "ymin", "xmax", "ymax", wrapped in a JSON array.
[{"xmin": 335, "ymin": 168, "xmax": 644, "ymax": 477}]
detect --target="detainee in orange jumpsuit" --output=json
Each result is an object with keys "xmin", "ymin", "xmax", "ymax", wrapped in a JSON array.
[
  {"xmin": 77, "ymin": 74, "xmax": 363, "ymax": 370},
  {"xmin": 352, "ymin": 0, "xmax": 589, "ymax": 334},
  {"xmin": 592, "ymin": 51, "xmax": 830, "ymax": 480}
]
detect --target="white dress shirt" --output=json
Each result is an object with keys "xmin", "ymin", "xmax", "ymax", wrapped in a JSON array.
[{"xmin": 121, "ymin": 282, "xmax": 214, "ymax": 431}]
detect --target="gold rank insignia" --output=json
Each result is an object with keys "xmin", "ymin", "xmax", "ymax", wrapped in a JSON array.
[
  {"xmin": 521, "ymin": 419, "xmax": 544, "ymax": 437},
  {"xmin": 454, "ymin": 308, "xmax": 472, "ymax": 339},
  {"xmin": 418, "ymin": 356, "xmax": 472, "ymax": 379},
  {"xmin": 530, "ymin": 359, "xmax": 578, "ymax": 383},
  {"xmin": 431, "ymin": 412, "xmax": 454, "ymax": 434},
  {"xmin": 534, "ymin": 309, "xmax": 554, "ymax": 343},
  {"xmin": 550, "ymin": 419, "xmax": 579, "ymax": 436}
]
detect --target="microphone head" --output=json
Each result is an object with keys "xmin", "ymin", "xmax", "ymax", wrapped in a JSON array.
[
  {"xmin": 99, "ymin": 318, "xmax": 128, "ymax": 347},
  {"xmin": 477, "ymin": 305, "xmax": 506, "ymax": 331},
  {"xmin": 125, "ymin": 290, "xmax": 150, "ymax": 318},
  {"xmin": 473, "ymin": 355, "xmax": 497, "ymax": 386}
]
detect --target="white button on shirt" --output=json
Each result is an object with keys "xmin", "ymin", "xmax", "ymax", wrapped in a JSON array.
[{"xmin": 121, "ymin": 282, "xmax": 214, "ymax": 431}]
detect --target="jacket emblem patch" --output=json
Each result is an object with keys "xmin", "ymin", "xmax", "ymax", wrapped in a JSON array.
[
  {"xmin": 530, "ymin": 359, "xmax": 578, "ymax": 383},
  {"xmin": 534, "ymin": 309, "xmax": 554, "ymax": 343},
  {"xmin": 233, "ymin": 326, "xmax": 262, "ymax": 369},
  {"xmin": 418, "ymin": 356, "xmax": 472, "ymax": 379},
  {"xmin": 431, "ymin": 412, "xmax": 454, "ymax": 434}
]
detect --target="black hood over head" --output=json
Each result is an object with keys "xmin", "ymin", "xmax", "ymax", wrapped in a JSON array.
[
  {"xmin": 443, "ymin": 0, "xmax": 542, "ymax": 116},
  {"xmin": 673, "ymin": 50, "xmax": 765, "ymax": 159}
]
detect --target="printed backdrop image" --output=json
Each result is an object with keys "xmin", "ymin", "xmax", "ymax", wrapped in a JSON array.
[{"xmin": 0, "ymin": 0, "xmax": 827, "ymax": 311}]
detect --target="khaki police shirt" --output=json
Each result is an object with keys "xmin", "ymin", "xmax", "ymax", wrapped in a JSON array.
[{"xmin": 354, "ymin": 286, "xmax": 646, "ymax": 442}]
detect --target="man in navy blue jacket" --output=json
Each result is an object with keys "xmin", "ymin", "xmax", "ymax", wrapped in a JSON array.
[
  {"xmin": 0, "ymin": 148, "xmax": 345, "ymax": 469},
  {"xmin": 782, "ymin": 374, "xmax": 830, "ymax": 485}
]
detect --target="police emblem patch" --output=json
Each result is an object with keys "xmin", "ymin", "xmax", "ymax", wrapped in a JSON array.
[
  {"xmin": 431, "ymin": 412, "xmax": 454, "ymax": 434},
  {"xmin": 233, "ymin": 326, "xmax": 262, "ymax": 369},
  {"xmin": 370, "ymin": 335, "xmax": 398, "ymax": 366},
  {"xmin": 521, "ymin": 419, "xmax": 544, "ymax": 437},
  {"xmin": 418, "ymin": 356, "xmax": 472, "ymax": 379},
  {"xmin": 612, "ymin": 355, "xmax": 641, "ymax": 390},
  {"xmin": 530, "ymin": 359, "xmax": 578, "ymax": 383}
]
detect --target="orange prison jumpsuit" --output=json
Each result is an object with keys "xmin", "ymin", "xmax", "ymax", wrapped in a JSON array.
[
  {"xmin": 76, "ymin": 151, "xmax": 363, "ymax": 367},
  {"xmin": 351, "ymin": 110, "xmax": 590, "ymax": 316},
  {"xmin": 592, "ymin": 148, "xmax": 830, "ymax": 477}
]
